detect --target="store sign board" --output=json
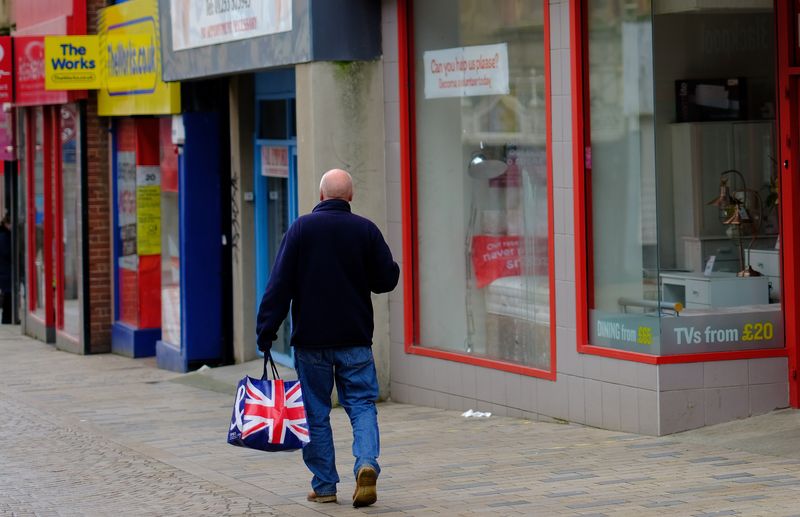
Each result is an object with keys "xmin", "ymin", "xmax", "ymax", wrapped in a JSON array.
[
  {"xmin": 424, "ymin": 43, "xmax": 509, "ymax": 99},
  {"xmin": 170, "ymin": 0, "xmax": 292, "ymax": 51},
  {"xmin": 15, "ymin": 36, "xmax": 71, "ymax": 106},
  {"xmin": 0, "ymin": 37, "xmax": 12, "ymax": 103},
  {"xmin": 99, "ymin": 0, "xmax": 181, "ymax": 116},
  {"xmin": 44, "ymin": 36, "xmax": 101, "ymax": 90},
  {"xmin": 590, "ymin": 307, "xmax": 784, "ymax": 356}
]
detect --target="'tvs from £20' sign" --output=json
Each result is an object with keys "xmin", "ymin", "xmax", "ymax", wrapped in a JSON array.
[{"xmin": 45, "ymin": 36, "xmax": 101, "ymax": 90}]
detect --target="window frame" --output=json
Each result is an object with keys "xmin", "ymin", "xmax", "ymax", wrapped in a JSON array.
[
  {"xmin": 398, "ymin": 0, "xmax": 558, "ymax": 380},
  {"xmin": 569, "ymin": 0, "xmax": 789, "ymax": 365}
]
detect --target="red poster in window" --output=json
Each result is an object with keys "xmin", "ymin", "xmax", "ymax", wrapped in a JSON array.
[
  {"xmin": 14, "ymin": 36, "xmax": 70, "ymax": 106},
  {"xmin": 471, "ymin": 235, "xmax": 522, "ymax": 288}
]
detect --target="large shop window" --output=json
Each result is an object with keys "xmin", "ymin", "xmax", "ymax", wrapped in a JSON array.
[
  {"xmin": 31, "ymin": 107, "xmax": 46, "ymax": 320},
  {"xmin": 404, "ymin": 0, "xmax": 554, "ymax": 375},
  {"xmin": 577, "ymin": 1, "xmax": 783, "ymax": 360},
  {"xmin": 58, "ymin": 104, "xmax": 82, "ymax": 339}
]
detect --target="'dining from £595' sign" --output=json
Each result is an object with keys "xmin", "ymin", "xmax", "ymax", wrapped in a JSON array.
[
  {"xmin": 44, "ymin": 36, "xmax": 101, "ymax": 90},
  {"xmin": 98, "ymin": 0, "xmax": 180, "ymax": 116}
]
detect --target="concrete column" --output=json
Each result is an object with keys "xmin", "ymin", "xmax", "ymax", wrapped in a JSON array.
[
  {"xmin": 296, "ymin": 61, "xmax": 392, "ymax": 398},
  {"xmin": 228, "ymin": 75, "xmax": 258, "ymax": 364}
]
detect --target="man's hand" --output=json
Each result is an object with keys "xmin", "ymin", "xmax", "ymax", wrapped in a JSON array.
[{"xmin": 257, "ymin": 339, "xmax": 271, "ymax": 353}]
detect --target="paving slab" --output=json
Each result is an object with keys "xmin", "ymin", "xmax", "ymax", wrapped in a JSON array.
[{"xmin": 1, "ymin": 326, "xmax": 800, "ymax": 515}]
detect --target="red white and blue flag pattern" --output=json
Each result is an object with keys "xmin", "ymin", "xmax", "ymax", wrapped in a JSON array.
[{"xmin": 228, "ymin": 376, "xmax": 310, "ymax": 451}]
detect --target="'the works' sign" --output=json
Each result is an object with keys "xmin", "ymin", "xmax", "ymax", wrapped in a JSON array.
[{"xmin": 44, "ymin": 36, "xmax": 101, "ymax": 90}]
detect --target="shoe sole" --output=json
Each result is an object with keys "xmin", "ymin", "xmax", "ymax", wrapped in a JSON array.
[
  {"xmin": 353, "ymin": 467, "xmax": 378, "ymax": 508},
  {"xmin": 307, "ymin": 494, "xmax": 337, "ymax": 503}
]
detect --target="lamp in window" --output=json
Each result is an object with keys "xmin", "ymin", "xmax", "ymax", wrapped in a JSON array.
[{"xmin": 706, "ymin": 169, "xmax": 763, "ymax": 277}]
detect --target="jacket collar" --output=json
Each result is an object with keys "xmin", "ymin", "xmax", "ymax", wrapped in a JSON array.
[{"xmin": 313, "ymin": 199, "xmax": 352, "ymax": 213}]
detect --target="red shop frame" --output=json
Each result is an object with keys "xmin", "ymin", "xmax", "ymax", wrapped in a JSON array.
[
  {"xmin": 398, "ymin": 0, "xmax": 558, "ymax": 380},
  {"xmin": 569, "ymin": 1, "xmax": 789, "ymax": 367},
  {"xmin": 25, "ymin": 107, "xmax": 56, "ymax": 329}
]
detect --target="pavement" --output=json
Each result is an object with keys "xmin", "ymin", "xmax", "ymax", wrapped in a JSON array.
[{"xmin": 1, "ymin": 326, "xmax": 800, "ymax": 516}]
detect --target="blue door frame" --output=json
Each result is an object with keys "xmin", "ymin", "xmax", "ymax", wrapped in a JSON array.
[{"xmin": 254, "ymin": 69, "xmax": 297, "ymax": 367}]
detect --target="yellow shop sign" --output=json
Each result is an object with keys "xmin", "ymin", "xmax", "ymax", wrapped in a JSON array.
[
  {"xmin": 105, "ymin": 34, "xmax": 158, "ymax": 95},
  {"xmin": 44, "ymin": 36, "xmax": 101, "ymax": 90},
  {"xmin": 98, "ymin": 0, "xmax": 180, "ymax": 116}
]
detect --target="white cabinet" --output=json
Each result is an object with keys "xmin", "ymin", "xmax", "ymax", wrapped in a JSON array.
[
  {"xmin": 670, "ymin": 121, "xmax": 775, "ymax": 272},
  {"xmin": 748, "ymin": 249, "xmax": 780, "ymax": 302},
  {"xmin": 660, "ymin": 272, "xmax": 769, "ymax": 309}
]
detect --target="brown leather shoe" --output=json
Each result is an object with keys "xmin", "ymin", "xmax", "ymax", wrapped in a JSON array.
[
  {"xmin": 306, "ymin": 491, "xmax": 337, "ymax": 503},
  {"xmin": 352, "ymin": 466, "xmax": 378, "ymax": 507}
]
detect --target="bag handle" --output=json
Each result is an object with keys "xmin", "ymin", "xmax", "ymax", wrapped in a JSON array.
[{"xmin": 262, "ymin": 352, "xmax": 281, "ymax": 380}]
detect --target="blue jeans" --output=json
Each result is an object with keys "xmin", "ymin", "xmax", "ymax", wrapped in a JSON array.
[{"xmin": 294, "ymin": 346, "xmax": 380, "ymax": 496}]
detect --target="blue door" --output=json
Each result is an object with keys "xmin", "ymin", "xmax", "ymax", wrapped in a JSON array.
[{"xmin": 254, "ymin": 69, "xmax": 297, "ymax": 367}]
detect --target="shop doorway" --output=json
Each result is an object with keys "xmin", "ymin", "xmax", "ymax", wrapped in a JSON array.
[
  {"xmin": 776, "ymin": 3, "xmax": 800, "ymax": 408},
  {"xmin": 254, "ymin": 69, "xmax": 298, "ymax": 367}
]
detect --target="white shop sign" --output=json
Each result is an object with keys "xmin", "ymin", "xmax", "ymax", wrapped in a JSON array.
[
  {"xmin": 170, "ymin": 0, "xmax": 292, "ymax": 51},
  {"xmin": 424, "ymin": 43, "xmax": 509, "ymax": 99}
]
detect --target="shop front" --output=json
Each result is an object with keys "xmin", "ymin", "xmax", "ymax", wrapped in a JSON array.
[
  {"xmin": 13, "ymin": 1, "xmax": 93, "ymax": 351},
  {"xmin": 0, "ymin": 36, "xmax": 18, "ymax": 325},
  {"xmin": 158, "ymin": 0, "xmax": 382, "ymax": 368},
  {"xmin": 571, "ymin": 0, "xmax": 796, "ymax": 430},
  {"xmin": 387, "ymin": 0, "xmax": 794, "ymax": 435},
  {"xmin": 104, "ymin": 0, "xmax": 229, "ymax": 372},
  {"xmin": 100, "ymin": 0, "xmax": 179, "ymax": 359}
]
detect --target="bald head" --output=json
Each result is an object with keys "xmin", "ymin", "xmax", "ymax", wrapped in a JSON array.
[{"xmin": 319, "ymin": 169, "xmax": 354, "ymax": 202}]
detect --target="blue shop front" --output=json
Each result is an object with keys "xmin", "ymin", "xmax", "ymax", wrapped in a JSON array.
[
  {"xmin": 103, "ymin": 0, "xmax": 229, "ymax": 372},
  {"xmin": 157, "ymin": 0, "xmax": 381, "ymax": 366}
]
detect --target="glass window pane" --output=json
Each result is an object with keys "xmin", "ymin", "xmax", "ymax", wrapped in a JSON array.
[
  {"xmin": 266, "ymin": 174, "xmax": 291, "ymax": 357},
  {"xmin": 258, "ymin": 100, "xmax": 288, "ymax": 140},
  {"xmin": 33, "ymin": 107, "xmax": 45, "ymax": 319},
  {"xmin": 117, "ymin": 119, "xmax": 139, "ymax": 327},
  {"xmin": 586, "ymin": 1, "xmax": 660, "ymax": 351},
  {"xmin": 413, "ymin": 0, "xmax": 550, "ymax": 369},
  {"xmin": 160, "ymin": 117, "xmax": 180, "ymax": 346},
  {"xmin": 16, "ymin": 110, "xmax": 26, "ymax": 311},
  {"xmin": 585, "ymin": 1, "xmax": 781, "ymax": 355},
  {"xmin": 59, "ymin": 104, "xmax": 81, "ymax": 338}
]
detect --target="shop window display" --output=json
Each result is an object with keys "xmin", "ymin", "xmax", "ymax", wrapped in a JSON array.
[
  {"xmin": 32, "ymin": 107, "xmax": 45, "ymax": 320},
  {"xmin": 411, "ymin": 0, "xmax": 551, "ymax": 370},
  {"xmin": 116, "ymin": 120, "xmax": 139, "ymax": 326},
  {"xmin": 583, "ymin": 1, "xmax": 781, "ymax": 355},
  {"xmin": 160, "ymin": 117, "xmax": 180, "ymax": 346},
  {"xmin": 59, "ymin": 104, "xmax": 81, "ymax": 339}
]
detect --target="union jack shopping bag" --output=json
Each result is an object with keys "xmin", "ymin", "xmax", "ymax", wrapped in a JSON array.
[{"xmin": 227, "ymin": 353, "xmax": 310, "ymax": 451}]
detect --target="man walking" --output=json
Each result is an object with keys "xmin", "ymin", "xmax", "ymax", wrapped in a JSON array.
[{"xmin": 256, "ymin": 169, "xmax": 399, "ymax": 508}]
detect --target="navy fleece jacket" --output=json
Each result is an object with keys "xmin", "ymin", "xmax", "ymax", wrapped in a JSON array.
[{"xmin": 256, "ymin": 199, "xmax": 400, "ymax": 350}]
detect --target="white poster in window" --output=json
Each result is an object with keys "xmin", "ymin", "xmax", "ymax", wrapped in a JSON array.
[
  {"xmin": 424, "ymin": 43, "xmax": 509, "ymax": 99},
  {"xmin": 171, "ymin": 0, "xmax": 292, "ymax": 51},
  {"xmin": 261, "ymin": 146, "xmax": 289, "ymax": 178}
]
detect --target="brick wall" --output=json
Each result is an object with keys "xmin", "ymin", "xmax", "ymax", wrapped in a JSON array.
[{"xmin": 85, "ymin": 0, "xmax": 111, "ymax": 353}]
